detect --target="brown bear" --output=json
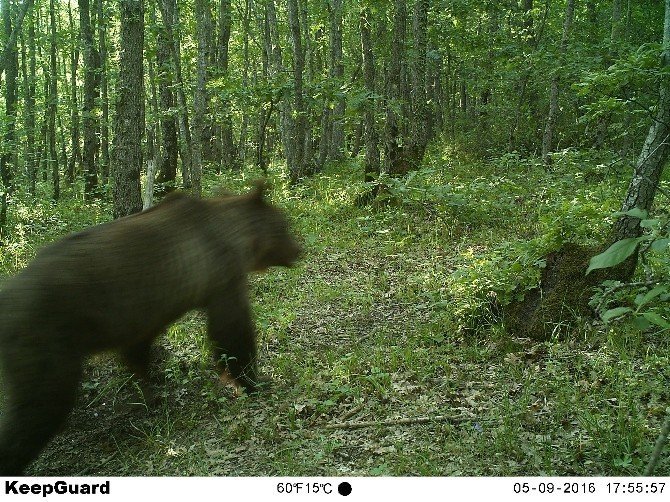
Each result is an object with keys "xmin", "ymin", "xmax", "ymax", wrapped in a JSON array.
[{"xmin": 0, "ymin": 181, "xmax": 301, "ymax": 475}]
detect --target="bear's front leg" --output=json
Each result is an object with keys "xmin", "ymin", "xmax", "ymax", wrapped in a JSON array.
[{"xmin": 206, "ymin": 283, "xmax": 261, "ymax": 393}]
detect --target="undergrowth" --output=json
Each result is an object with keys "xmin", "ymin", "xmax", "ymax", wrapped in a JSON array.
[{"xmin": 1, "ymin": 147, "xmax": 669, "ymax": 476}]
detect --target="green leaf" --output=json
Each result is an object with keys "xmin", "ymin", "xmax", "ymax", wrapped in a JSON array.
[
  {"xmin": 586, "ymin": 238, "xmax": 643, "ymax": 275},
  {"xmin": 640, "ymin": 218, "xmax": 660, "ymax": 228},
  {"xmin": 613, "ymin": 208, "xmax": 648, "ymax": 219},
  {"xmin": 633, "ymin": 315, "xmax": 651, "ymax": 331},
  {"xmin": 601, "ymin": 306, "xmax": 633, "ymax": 322},
  {"xmin": 641, "ymin": 312, "xmax": 670, "ymax": 329},
  {"xmin": 651, "ymin": 238, "xmax": 670, "ymax": 252},
  {"xmin": 634, "ymin": 285, "xmax": 668, "ymax": 308}
]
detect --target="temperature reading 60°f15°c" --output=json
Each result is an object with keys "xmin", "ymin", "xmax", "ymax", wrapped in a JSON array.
[{"xmin": 277, "ymin": 482, "xmax": 333, "ymax": 495}]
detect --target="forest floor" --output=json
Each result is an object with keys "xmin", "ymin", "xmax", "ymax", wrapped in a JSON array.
[{"xmin": 3, "ymin": 147, "xmax": 670, "ymax": 476}]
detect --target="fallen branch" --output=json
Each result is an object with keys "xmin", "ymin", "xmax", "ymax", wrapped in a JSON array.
[
  {"xmin": 645, "ymin": 408, "xmax": 670, "ymax": 476},
  {"xmin": 338, "ymin": 404, "xmax": 364, "ymax": 422},
  {"xmin": 324, "ymin": 414, "xmax": 472, "ymax": 430}
]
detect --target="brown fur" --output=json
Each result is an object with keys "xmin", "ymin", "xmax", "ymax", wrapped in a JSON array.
[{"xmin": 0, "ymin": 182, "xmax": 301, "ymax": 475}]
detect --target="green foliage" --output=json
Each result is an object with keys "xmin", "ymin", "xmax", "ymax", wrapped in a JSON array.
[
  {"xmin": 590, "ymin": 208, "xmax": 670, "ymax": 333},
  {"xmin": 587, "ymin": 238, "xmax": 643, "ymax": 275}
]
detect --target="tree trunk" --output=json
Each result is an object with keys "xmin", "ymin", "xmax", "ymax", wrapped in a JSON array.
[
  {"xmin": 328, "ymin": 0, "xmax": 345, "ymax": 161},
  {"xmin": 158, "ymin": 0, "xmax": 192, "ymax": 188},
  {"xmin": 287, "ymin": 0, "xmax": 308, "ymax": 182},
  {"xmin": 266, "ymin": 0, "xmax": 293, "ymax": 171},
  {"xmin": 542, "ymin": 0, "xmax": 575, "ymax": 166},
  {"xmin": 408, "ymin": 0, "xmax": 428, "ymax": 167},
  {"xmin": 218, "ymin": 0, "xmax": 235, "ymax": 170},
  {"xmin": 112, "ymin": 0, "xmax": 144, "ymax": 219},
  {"xmin": 48, "ymin": 0, "xmax": 59, "ymax": 200},
  {"xmin": 21, "ymin": 10, "xmax": 36, "ymax": 196},
  {"xmin": 66, "ymin": 0, "xmax": 80, "ymax": 184},
  {"xmin": 146, "ymin": 2, "xmax": 161, "ymax": 204},
  {"xmin": 238, "ymin": 0, "xmax": 250, "ymax": 166},
  {"xmin": 192, "ymin": 0, "xmax": 208, "ymax": 197},
  {"xmin": 80, "ymin": 0, "xmax": 100, "ymax": 198},
  {"xmin": 612, "ymin": 0, "xmax": 670, "ymax": 241},
  {"xmin": 156, "ymin": 5, "xmax": 177, "ymax": 191},
  {"xmin": 386, "ymin": 0, "xmax": 407, "ymax": 176},
  {"xmin": 361, "ymin": 7, "xmax": 379, "ymax": 184},
  {"xmin": 96, "ymin": 0, "xmax": 109, "ymax": 182},
  {"xmin": 0, "ymin": 0, "xmax": 33, "ymax": 79},
  {"xmin": 299, "ymin": 0, "xmax": 315, "ymax": 167},
  {"xmin": 0, "ymin": 0, "xmax": 18, "ymax": 229},
  {"xmin": 143, "ymin": 131, "xmax": 157, "ymax": 210}
]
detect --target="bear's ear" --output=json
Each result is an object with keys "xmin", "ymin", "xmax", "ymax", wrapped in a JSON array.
[{"xmin": 249, "ymin": 180, "xmax": 270, "ymax": 204}]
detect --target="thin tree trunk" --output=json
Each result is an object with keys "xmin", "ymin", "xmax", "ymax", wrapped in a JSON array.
[
  {"xmin": 218, "ymin": 0, "xmax": 235, "ymax": 170},
  {"xmin": 80, "ymin": 0, "xmax": 100, "ymax": 198},
  {"xmin": 542, "ymin": 0, "xmax": 575, "ymax": 166},
  {"xmin": 156, "ymin": 3, "xmax": 177, "ymax": 191},
  {"xmin": 257, "ymin": 3, "xmax": 273, "ymax": 174},
  {"xmin": 67, "ymin": 0, "xmax": 80, "ymax": 184},
  {"xmin": 48, "ymin": 0, "xmax": 59, "ymax": 200},
  {"xmin": 361, "ymin": 7, "xmax": 379, "ymax": 184},
  {"xmin": 146, "ymin": 1, "xmax": 161, "ymax": 204},
  {"xmin": 238, "ymin": 0, "xmax": 251, "ymax": 166},
  {"xmin": 143, "ymin": 131, "xmax": 157, "ymax": 209},
  {"xmin": 0, "ymin": 0, "xmax": 33, "ymax": 79},
  {"xmin": 96, "ymin": 0, "xmax": 109, "ymax": 182},
  {"xmin": 112, "ymin": 0, "xmax": 144, "ymax": 219},
  {"xmin": 21, "ymin": 11, "xmax": 36, "ymax": 196},
  {"xmin": 386, "ymin": 0, "xmax": 407, "ymax": 176},
  {"xmin": 0, "ymin": 0, "xmax": 18, "ymax": 229},
  {"xmin": 287, "ymin": 0, "xmax": 308, "ymax": 182},
  {"xmin": 266, "ymin": 0, "xmax": 292, "ymax": 170},
  {"xmin": 299, "ymin": 0, "xmax": 315, "ymax": 166},
  {"xmin": 329, "ymin": 0, "xmax": 344, "ymax": 161},
  {"xmin": 158, "ymin": 0, "xmax": 192, "ymax": 188},
  {"xmin": 408, "ymin": 0, "xmax": 428, "ymax": 167},
  {"xmin": 192, "ymin": 0, "xmax": 208, "ymax": 197}
]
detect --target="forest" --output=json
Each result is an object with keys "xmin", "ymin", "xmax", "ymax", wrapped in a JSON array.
[{"xmin": 0, "ymin": 0, "xmax": 669, "ymax": 476}]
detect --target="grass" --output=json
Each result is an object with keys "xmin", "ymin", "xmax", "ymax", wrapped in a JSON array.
[{"xmin": 1, "ymin": 146, "xmax": 669, "ymax": 476}]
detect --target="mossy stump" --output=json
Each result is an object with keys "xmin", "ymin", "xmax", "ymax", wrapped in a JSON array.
[{"xmin": 505, "ymin": 242, "xmax": 636, "ymax": 340}]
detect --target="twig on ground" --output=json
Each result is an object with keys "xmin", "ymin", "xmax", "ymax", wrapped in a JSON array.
[
  {"xmin": 338, "ymin": 404, "xmax": 365, "ymax": 422},
  {"xmin": 324, "ymin": 414, "xmax": 473, "ymax": 430}
]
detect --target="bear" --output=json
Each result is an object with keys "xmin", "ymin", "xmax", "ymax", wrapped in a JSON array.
[{"xmin": 0, "ymin": 181, "xmax": 301, "ymax": 475}]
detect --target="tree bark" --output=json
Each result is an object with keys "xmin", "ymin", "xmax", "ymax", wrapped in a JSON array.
[{"xmin": 112, "ymin": 0, "xmax": 144, "ymax": 219}]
